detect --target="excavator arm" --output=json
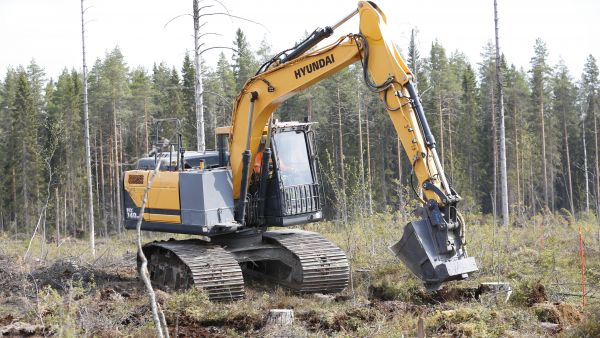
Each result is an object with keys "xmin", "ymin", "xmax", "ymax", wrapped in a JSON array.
[
  {"xmin": 227, "ymin": 1, "xmax": 477, "ymax": 290},
  {"xmin": 230, "ymin": 2, "xmax": 447, "ymax": 204}
]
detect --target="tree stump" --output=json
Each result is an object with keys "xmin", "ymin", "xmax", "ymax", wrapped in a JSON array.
[{"xmin": 266, "ymin": 309, "xmax": 294, "ymax": 327}]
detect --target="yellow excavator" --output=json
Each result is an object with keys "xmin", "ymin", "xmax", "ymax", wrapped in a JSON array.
[{"xmin": 123, "ymin": 1, "xmax": 477, "ymax": 300}]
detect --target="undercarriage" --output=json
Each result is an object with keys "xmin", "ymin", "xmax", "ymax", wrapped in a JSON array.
[{"xmin": 140, "ymin": 230, "xmax": 349, "ymax": 301}]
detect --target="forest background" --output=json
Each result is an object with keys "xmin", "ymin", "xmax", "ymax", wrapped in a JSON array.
[{"xmin": 1, "ymin": 25, "xmax": 599, "ymax": 239}]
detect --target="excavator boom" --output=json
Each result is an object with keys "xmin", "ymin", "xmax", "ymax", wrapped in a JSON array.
[{"xmin": 227, "ymin": 1, "xmax": 477, "ymax": 289}]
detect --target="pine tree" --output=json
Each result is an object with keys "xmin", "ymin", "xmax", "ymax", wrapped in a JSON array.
[
  {"xmin": 129, "ymin": 67, "xmax": 153, "ymax": 154},
  {"xmin": 13, "ymin": 69, "xmax": 42, "ymax": 230},
  {"xmin": 552, "ymin": 61, "xmax": 578, "ymax": 215},
  {"xmin": 181, "ymin": 54, "xmax": 196, "ymax": 148},
  {"xmin": 102, "ymin": 47, "xmax": 129, "ymax": 231},
  {"xmin": 529, "ymin": 38, "xmax": 552, "ymax": 210},
  {"xmin": 581, "ymin": 55, "xmax": 599, "ymax": 218},
  {"xmin": 232, "ymin": 28, "xmax": 257, "ymax": 92},
  {"xmin": 478, "ymin": 42, "xmax": 499, "ymax": 213},
  {"xmin": 256, "ymin": 37, "xmax": 273, "ymax": 65},
  {"xmin": 504, "ymin": 65, "xmax": 531, "ymax": 216}
]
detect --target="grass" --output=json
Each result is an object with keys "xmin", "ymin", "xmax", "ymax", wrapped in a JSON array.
[{"xmin": 0, "ymin": 211, "xmax": 598, "ymax": 336}]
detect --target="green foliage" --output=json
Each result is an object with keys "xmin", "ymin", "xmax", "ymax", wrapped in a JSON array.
[{"xmin": 232, "ymin": 28, "xmax": 257, "ymax": 92}]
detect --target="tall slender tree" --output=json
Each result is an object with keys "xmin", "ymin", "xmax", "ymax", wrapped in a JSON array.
[{"xmin": 530, "ymin": 38, "xmax": 551, "ymax": 209}]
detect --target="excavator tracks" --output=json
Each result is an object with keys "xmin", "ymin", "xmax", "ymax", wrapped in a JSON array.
[
  {"xmin": 140, "ymin": 239, "xmax": 245, "ymax": 301},
  {"xmin": 139, "ymin": 230, "xmax": 349, "ymax": 301},
  {"xmin": 262, "ymin": 230, "xmax": 350, "ymax": 293}
]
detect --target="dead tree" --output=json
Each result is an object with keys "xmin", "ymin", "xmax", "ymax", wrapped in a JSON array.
[
  {"xmin": 494, "ymin": 0, "xmax": 509, "ymax": 225},
  {"xmin": 582, "ymin": 112, "xmax": 590, "ymax": 213},
  {"xmin": 337, "ymin": 87, "xmax": 348, "ymax": 223},
  {"xmin": 81, "ymin": 0, "xmax": 95, "ymax": 255},
  {"xmin": 563, "ymin": 104, "xmax": 575, "ymax": 215},
  {"xmin": 136, "ymin": 158, "xmax": 169, "ymax": 338}
]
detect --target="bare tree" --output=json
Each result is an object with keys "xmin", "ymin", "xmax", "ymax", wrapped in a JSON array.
[
  {"xmin": 365, "ymin": 105, "xmax": 373, "ymax": 215},
  {"xmin": 494, "ymin": 0, "xmax": 509, "ymax": 225},
  {"xmin": 563, "ymin": 110, "xmax": 575, "ymax": 215},
  {"xmin": 165, "ymin": 0, "xmax": 264, "ymax": 151},
  {"xmin": 81, "ymin": 0, "xmax": 95, "ymax": 254},
  {"xmin": 582, "ymin": 111, "xmax": 590, "ymax": 213},
  {"xmin": 193, "ymin": 0, "xmax": 206, "ymax": 152},
  {"xmin": 136, "ymin": 158, "xmax": 169, "ymax": 338},
  {"xmin": 337, "ymin": 87, "xmax": 348, "ymax": 223}
]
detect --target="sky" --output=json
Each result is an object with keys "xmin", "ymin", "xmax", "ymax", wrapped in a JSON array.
[{"xmin": 0, "ymin": 0, "xmax": 598, "ymax": 82}]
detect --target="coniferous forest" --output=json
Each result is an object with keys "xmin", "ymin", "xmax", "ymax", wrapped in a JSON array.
[{"xmin": 1, "ymin": 28, "xmax": 598, "ymax": 236}]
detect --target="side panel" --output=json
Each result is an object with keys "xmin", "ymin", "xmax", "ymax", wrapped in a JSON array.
[
  {"xmin": 123, "ymin": 170, "xmax": 181, "ymax": 224},
  {"xmin": 179, "ymin": 169, "xmax": 235, "ymax": 226}
]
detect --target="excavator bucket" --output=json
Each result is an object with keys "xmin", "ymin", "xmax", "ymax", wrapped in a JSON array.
[{"xmin": 390, "ymin": 216, "xmax": 478, "ymax": 291}]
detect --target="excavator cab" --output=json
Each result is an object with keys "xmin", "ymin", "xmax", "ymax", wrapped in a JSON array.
[{"xmin": 246, "ymin": 121, "xmax": 323, "ymax": 227}]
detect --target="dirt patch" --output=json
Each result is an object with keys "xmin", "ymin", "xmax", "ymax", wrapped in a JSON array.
[
  {"xmin": 169, "ymin": 316, "xmax": 227, "ymax": 338},
  {"xmin": 528, "ymin": 282, "xmax": 548, "ymax": 305},
  {"xmin": 331, "ymin": 307, "xmax": 376, "ymax": 331},
  {"xmin": 30, "ymin": 257, "xmax": 137, "ymax": 292},
  {"xmin": 297, "ymin": 309, "xmax": 324, "ymax": 332},
  {"xmin": 369, "ymin": 283, "xmax": 479, "ymax": 304},
  {"xmin": 120, "ymin": 304, "xmax": 150, "ymax": 326},
  {"xmin": 298, "ymin": 306, "xmax": 377, "ymax": 333},
  {"xmin": 533, "ymin": 302, "xmax": 582, "ymax": 326},
  {"xmin": 0, "ymin": 314, "xmax": 15, "ymax": 326},
  {"xmin": 427, "ymin": 286, "xmax": 478, "ymax": 303},
  {"xmin": 167, "ymin": 312, "xmax": 265, "ymax": 334},
  {"xmin": 556, "ymin": 302, "xmax": 583, "ymax": 325}
]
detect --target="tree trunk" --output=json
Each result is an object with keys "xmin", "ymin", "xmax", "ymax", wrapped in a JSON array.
[
  {"xmin": 23, "ymin": 143, "xmax": 29, "ymax": 231},
  {"xmin": 514, "ymin": 105, "xmax": 521, "ymax": 216},
  {"xmin": 397, "ymin": 137, "xmax": 403, "ymax": 206},
  {"xmin": 530, "ymin": 161, "xmax": 536, "ymax": 215},
  {"xmin": 491, "ymin": 85, "xmax": 498, "ymax": 218},
  {"xmin": 563, "ymin": 109, "xmax": 575, "ymax": 216},
  {"xmin": 12, "ymin": 167, "xmax": 17, "ymax": 228},
  {"xmin": 144, "ymin": 97, "xmax": 149, "ymax": 154},
  {"xmin": 365, "ymin": 104, "xmax": 373, "ymax": 215},
  {"xmin": 380, "ymin": 125, "xmax": 388, "ymax": 206},
  {"xmin": 194, "ymin": 0, "xmax": 205, "ymax": 152},
  {"xmin": 63, "ymin": 189, "xmax": 67, "ymax": 238},
  {"xmin": 109, "ymin": 137, "xmax": 115, "ymax": 230},
  {"xmin": 494, "ymin": 0, "xmax": 509, "ymax": 225},
  {"xmin": 448, "ymin": 108, "xmax": 453, "ymax": 179},
  {"xmin": 583, "ymin": 117, "xmax": 590, "ymax": 213},
  {"xmin": 439, "ymin": 94, "xmax": 444, "ymax": 168},
  {"xmin": 541, "ymin": 99, "xmax": 549, "ymax": 209},
  {"xmin": 81, "ymin": 0, "xmax": 95, "ymax": 255},
  {"xmin": 113, "ymin": 99, "xmax": 122, "ymax": 232},
  {"xmin": 357, "ymin": 90, "xmax": 366, "ymax": 214},
  {"xmin": 55, "ymin": 188, "xmax": 60, "ymax": 245},
  {"xmin": 337, "ymin": 87, "xmax": 347, "ymax": 223},
  {"xmin": 594, "ymin": 114, "xmax": 600, "ymax": 222},
  {"xmin": 550, "ymin": 155, "xmax": 555, "ymax": 211},
  {"xmin": 99, "ymin": 128, "xmax": 106, "ymax": 233}
]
